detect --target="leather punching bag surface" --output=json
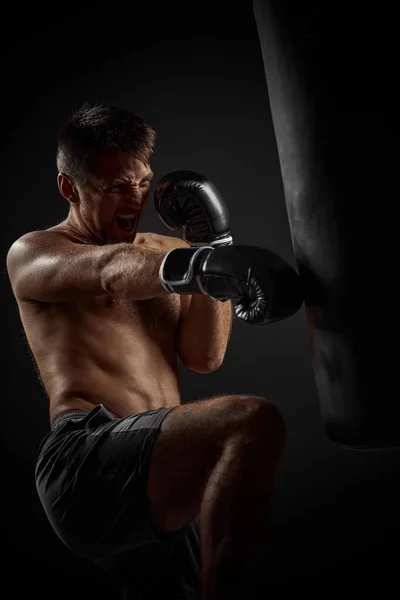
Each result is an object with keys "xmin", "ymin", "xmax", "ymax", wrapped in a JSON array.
[{"xmin": 253, "ymin": 0, "xmax": 399, "ymax": 448}]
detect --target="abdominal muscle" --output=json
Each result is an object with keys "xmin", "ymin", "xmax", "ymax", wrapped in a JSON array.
[
  {"xmin": 21, "ymin": 296, "xmax": 182, "ymax": 424},
  {"xmin": 19, "ymin": 235, "xmax": 183, "ymax": 424}
]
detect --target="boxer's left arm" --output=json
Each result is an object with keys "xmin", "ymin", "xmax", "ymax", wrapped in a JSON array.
[
  {"xmin": 178, "ymin": 292, "xmax": 233, "ymax": 374},
  {"xmin": 173, "ymin": 238, "xmax": 233, "ymax": 374},
  {"xmin": 155, "ymin": 171, "xmax": 234, "ymax": 372}
]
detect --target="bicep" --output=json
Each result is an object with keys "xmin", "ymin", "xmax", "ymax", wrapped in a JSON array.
[
  {"xmin": 176, "ymin": 293, "xmax": 193, "ymax": 368},
  {"xmin": 179, "ymin": 293, "xmax": 192, "ymax": 324},
  {"xmin": 165, "ymin": 238, "xmax": 193, "ymax": 323},
  {"xmin": 167, "ymin": 238, "xmax": 194, "ymax": 363}
]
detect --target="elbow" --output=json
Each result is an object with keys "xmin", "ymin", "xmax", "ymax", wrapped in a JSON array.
[
  {"xmin": 182, "ymin": 356, "xmax": 224, "ymax": 374},
  {"xmin": 203, "ymin": 358, "xmax": 224, "ymax": 374},
  {"xmin": 176, "ymin": 333, "xmax": 225, "ymax": 374}
]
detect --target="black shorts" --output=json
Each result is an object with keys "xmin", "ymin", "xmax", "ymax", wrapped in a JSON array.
[{"xmin": 35, "ymin": 404, "xmax": 201, "ymax": 599}]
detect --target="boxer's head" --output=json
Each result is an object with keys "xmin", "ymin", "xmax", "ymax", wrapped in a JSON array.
[{"xmin": 56, "ymin": 102, "xmax": 156, "ymax": 244}]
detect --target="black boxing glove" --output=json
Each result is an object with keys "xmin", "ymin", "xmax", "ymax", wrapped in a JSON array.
[
  {"xmin": 159, "ymin": 245, "xmax": 303, "ymax": 325},
  {"xmin": 154, "ymin": 171, "xmax": 233, "ymax": 247}
]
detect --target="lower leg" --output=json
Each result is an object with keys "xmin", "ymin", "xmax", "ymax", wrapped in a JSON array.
[{"xmin": 200, "ymin": 415, "xmax": 285, "ymax": 600}]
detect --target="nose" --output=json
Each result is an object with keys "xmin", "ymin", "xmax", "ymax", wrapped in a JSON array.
[
  {"xmin": 125, "ymin": 187, "xmax": 146, "ymax": 208},
  {"xmin": 122, "ymin": 193, "xmax": 149, "ymax": 216}
]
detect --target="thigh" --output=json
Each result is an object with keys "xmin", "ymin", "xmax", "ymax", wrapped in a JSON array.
[
  {"xmin": 146, "ymin": 393, "xmax": 280, "ymax": 533},
  {"xmin": 36, "ymin": 404, "xmax": 181, "ymax": 559}
]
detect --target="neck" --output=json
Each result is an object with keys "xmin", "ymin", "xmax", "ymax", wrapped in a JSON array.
[{"xmin": 56, "ymin": 211, "xmax": 103, "ymax": 245}]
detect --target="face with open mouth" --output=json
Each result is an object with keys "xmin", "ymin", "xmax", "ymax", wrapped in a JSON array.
[
  {"xmin": 73, "ymin": 152, "xmax": 154, "ymax": 244},
  {"xmin": 114, "ymin": 212, "xmax": 140, "ymax": 238},
  {"xmin": 115, "ymin": 213, "xmax": 137, "ymax": 230}
]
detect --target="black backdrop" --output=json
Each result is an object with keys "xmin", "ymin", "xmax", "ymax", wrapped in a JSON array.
[{"xmin": 1, "ymin": 2, "xmax": 399, "ymax": 597}]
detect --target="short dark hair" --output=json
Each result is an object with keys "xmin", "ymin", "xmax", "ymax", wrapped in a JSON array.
[{"xmin": 56, "ymin": 102, "xmax": 157, "ymax": 184}]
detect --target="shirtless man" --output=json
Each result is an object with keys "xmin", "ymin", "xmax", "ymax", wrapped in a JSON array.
[{"xmin": 6, "ymin": 103, "xmax": 298, "ymax": 599}]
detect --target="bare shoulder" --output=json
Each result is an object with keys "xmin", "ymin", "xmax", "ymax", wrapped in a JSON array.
[
  {"xmin": 9, "ymin": 227, "xmax": 68, "ymax": 249},
  {"xmin": 138, "ymin": 232, "xmax": 189, "ymax": 251},
  {"xmin": 8, "ymin": 229, "xmax": 65, "ymax": 259},
  {"xmin": 6, "ymin": 229, "xmax": 71, "ymax": 281},
  {"xmin": 7, "ymin": 230, "xmax": 46, "ymax": 264}
]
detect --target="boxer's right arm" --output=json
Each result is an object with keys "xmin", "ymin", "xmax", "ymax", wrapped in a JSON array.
[{"xmin": 6, "ymin": 231, "xmax": 169, "ymax": 303}]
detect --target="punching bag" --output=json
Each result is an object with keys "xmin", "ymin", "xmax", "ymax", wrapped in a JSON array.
[{"xmin": 253, "ymin": 0, "xmax": 399, "ymax": 449}]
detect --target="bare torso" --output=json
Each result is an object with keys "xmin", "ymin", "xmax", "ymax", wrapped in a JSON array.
[{"xmin": 16, "ymin": 229, "xmax": 184, "ymax": 423}]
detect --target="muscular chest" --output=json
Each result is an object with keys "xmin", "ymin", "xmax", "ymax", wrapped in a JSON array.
[
  {"xmin": 136, "ymin": 294, "xmax": 182, "ymax": 334},
  {"xmin": 102, "ymin": 293, "xmax": 182, "ymax": 335}
]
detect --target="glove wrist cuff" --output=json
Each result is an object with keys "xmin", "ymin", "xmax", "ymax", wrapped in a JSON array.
[
  {"xmin": 188, "ymin": 234, "xmax": 233, "ymax": 248},
  {"xmin": 159, "ymin": 246, "xmax": 214, "ymax": 294}
]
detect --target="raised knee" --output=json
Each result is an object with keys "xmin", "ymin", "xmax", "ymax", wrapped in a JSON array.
[
  {"xmin": 212, "ymin": 394, "xmax": 285, "ymax": 450},
  {"xmin": 237, "ymin": 396, "xmax": 286, "ymax": 447}
]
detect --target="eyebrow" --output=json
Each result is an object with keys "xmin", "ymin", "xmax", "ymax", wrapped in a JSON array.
[
  {"xmin": 143, "ymin": 172, "xmax": 154, "ymax": 181},
  {"xmin": 112, "ymin": 172, "xmax": 154, "ymax": 184}
]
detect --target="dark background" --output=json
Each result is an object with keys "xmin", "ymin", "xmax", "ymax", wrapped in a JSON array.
[{"xmin": 1, "ymin": 2, "xmax": 399, "ymax": 597}]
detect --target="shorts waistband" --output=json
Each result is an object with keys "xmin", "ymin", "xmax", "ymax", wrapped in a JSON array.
[{"xmin": 52, "ymin": 410, "xmax": 91, "ymax": 431}]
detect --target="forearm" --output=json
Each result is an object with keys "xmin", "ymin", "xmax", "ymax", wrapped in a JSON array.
[
  {"xmin": 102, "ymin": 244, "xmax": 169, "ymax": 300},
  {"xmin": 177, "ymin": 295, "xmax": 233, "ymax": 372}
]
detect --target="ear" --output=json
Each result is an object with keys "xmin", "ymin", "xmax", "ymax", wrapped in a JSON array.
[{"xmin": 57, "ymin": 173, "xmax": 79, "ymax": 203}]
